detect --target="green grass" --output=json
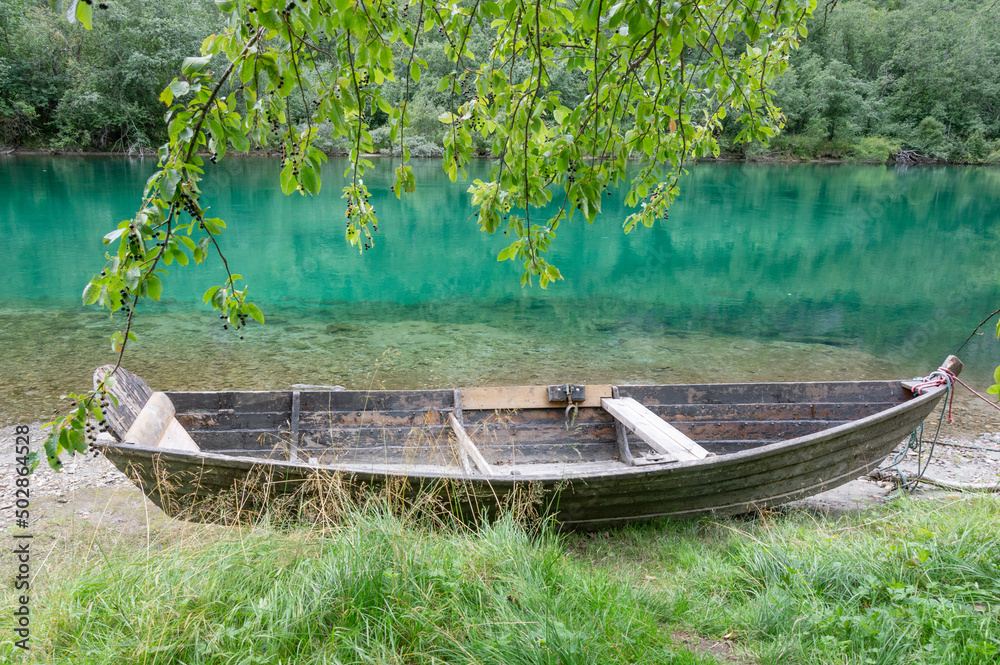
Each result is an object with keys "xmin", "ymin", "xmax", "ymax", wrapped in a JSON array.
[
  {"xmin": 1, "ymin": 506, "xmax": 702, "ymax": 665},
  {"xmin": 574, "ymin": 497, "xmax": 1000, "ymax": 665},
  {"xmin": 4, "ymin": 497, "xmax": 999, "ymax": 664}
]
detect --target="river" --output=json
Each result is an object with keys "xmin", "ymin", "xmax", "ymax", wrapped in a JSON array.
[{"xmin": 2, "ymin": 155, "xmax": 999, "ymax": 424}]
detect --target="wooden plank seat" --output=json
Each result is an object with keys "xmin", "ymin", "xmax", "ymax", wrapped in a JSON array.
[
  {"xmin": 602, "ymin": 396, "xmax": 710, "ymax": 462},
  {"xmin": 125, "ymin": 392, "xmax": 201, "ymax": 452}
]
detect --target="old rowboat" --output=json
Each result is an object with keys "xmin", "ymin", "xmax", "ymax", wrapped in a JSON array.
[{"xmin": 92, "ymin": 356, "xmax": 961, "ymax": 528}]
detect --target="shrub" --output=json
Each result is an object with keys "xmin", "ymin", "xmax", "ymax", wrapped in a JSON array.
[{"xmin": 849, "ymin": 136, "xmax": 901, "ymax": 164}]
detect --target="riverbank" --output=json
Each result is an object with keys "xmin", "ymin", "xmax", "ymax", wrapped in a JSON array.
[{"xmin": 5, "ymin": 143, "xmax": 1000, "ymax": 166}]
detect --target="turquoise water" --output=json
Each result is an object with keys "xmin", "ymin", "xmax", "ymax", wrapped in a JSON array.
[{"xmin": 3, "ymin": 156, "xmax": 1000, "ymax": 424}]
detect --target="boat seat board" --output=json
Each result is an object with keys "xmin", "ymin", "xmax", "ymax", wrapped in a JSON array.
[
  {"xmin": 124, "ymin": 391, "xmax": 200, "ymax": 452},
  {"xmin": 602, "ymin": 397, "xmax": 710, "ymax": 461}
]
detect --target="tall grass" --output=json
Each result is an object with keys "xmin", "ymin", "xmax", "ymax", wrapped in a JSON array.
[
  {"xmin": 1, "ymin": 504, "xmax": 701, "ymax": 664},
  {"xmin": 5, "ymin": 496, "xmax": 999, "ymax": 664},
  {"xmin": 594, "ymin": 497, "xmax": 1000, "ymax": 665}
]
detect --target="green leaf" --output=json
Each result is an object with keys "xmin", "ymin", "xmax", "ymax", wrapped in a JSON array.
[
  {"xmin": 229, "ymin": 132, "xmax": 249, "ymax": 152},
  {"xmin": 214, "ymin": 0, "xmax": 237, "ymax": 11},
  {"xmin": 203, "ymin": 286, "xmax": 221, "ymax": 304},
  {"xmin": 104, "ymin": 228, "xmax": 127, "ymax": 244},
  {"xmin": 245, "ymin": 302, "xmax": 265, "ymax": 324},
  {"xmin": 438, "ymin": 112, "xmax": 456, "ymax": 124},
  {"xmin": 146, "ymin": 275, "xmax": 163, "ymax": 301},
  {"xmin": 182, "ymin": 55, "xmax": 212, "ymax": 76},
  {"xmin": 280, "ymin": 163, "xmax": 297, "ymax": 195},
  {"xmin": 409, "ymin": 61, "xmax": 421, "ymax": 83},
  {"xmin": 202, "ymin": 218, "xmax": 225, "ymax": 234},
  {"xmin": 82, "ymin": 283, "xmax": 100, "ymax": 306},
  {"xmin": 44, "ymin": 428, "xmax": 59, "ymax": 462},
  {"xmin": 58, "ymin": 428, "xmax": 70, "ymax": 456},
  {"xmin": 169, "ymin": 80, "xmax": 190, "ymax": 98},
  {"xmin": 72, "ymin": 0, "xmax": 93, "ymax": 30},
  {"xmin": 301, "ymin": 166, "xmax": 320, "ymax": 195}
]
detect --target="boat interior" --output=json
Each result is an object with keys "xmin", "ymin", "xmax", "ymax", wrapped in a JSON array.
[{"xmin": 144, "ymin": 380, "xmax": 915, "ymax": 477}]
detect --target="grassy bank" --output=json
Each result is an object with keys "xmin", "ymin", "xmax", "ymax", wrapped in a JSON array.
[{"xmin": 3, "ymin": 497, "xmax": 999, "ymax": 664}]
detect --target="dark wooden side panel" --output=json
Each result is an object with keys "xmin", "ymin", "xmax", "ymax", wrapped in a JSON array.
[
  {"xmin": 646, "ymin": 402, "xmax": 895, "ymax": 422},
  {"xmin": 166, "ymin": 389, "xmax": 456, "ymax": 414},
  {"xmin": 620, "ymin": 381, "xmax": 907, "ymax": 405},
  {"xmin": 167, "ymin": 391, "xmax": 290, "ymax": 413},
  {"xmin": 299, "ymin": 390, "xmax": 456, "ymax": 412}
]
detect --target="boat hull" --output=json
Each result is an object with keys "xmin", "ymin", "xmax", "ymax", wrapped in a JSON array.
[{"xmin": 95, "ymin": 375, "xmax": 948, "ymax": 528}]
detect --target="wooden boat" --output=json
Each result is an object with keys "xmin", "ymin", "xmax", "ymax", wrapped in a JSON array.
[{"xmin": 92, "ymin": 356, "xmax": 961, "ymax": 528}]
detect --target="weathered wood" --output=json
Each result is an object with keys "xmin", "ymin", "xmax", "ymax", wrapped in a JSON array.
[
  {"xmin": 453, "ymin": 389, "xmax": 473, "ymax": 474},
  {"xmin": 461, "ymin": 385, "xmax": 613, "ymax": 410},
  {"xmin": 97, "ymin": 380, "xmax": 936, "ymax": 527},
  {"xmin": 461, "ymin": 401, "xmax": 890, "ymax": 425},
  {"xmin": 289, "ymin": 391, "xmax": 301, "ymax": 462},
  {"xmin": 123, "ymin": 391, "xmax": 174, "ymax": 445},
  {"xmin": 300, "ymin": 389, "xmax": 456, "ymax": 413},
  {"xmin": 95, "ymin": 365, "xmax": 153, "ymax": 438},
  {"xmin": 644, "ymin": 402, "xmax": 891, "ymax": 422},
  {"xmin": 619, "ymin": 381, "xmax": 907, "ymax": 405},
  {"xmin": 95, "ymin": 360, "xmax": 957, "ymax": 528},
  {"xmin": 611, "ymin": 387, "xmax": 635, "ymax": 465},
  {"xmin": 602, "ymin": 397, "xmax": 710, "ymax": 460},
  {"xmin": 448, "ymin": 413, "xmax": 496, "ymax": 476},
  {"xmin": 941, "ymin": 355, "xmax": 964, "ymax": 375},
  {"xmin": 167, "ymin": 389, "xmax": 456, "ymax": 414},
  {"xmin": 124, "ymin": 391, "xmax": 199, "ymax": 452},
  {"xmin": 157, "ymin": 417, "xmax": 201, "ymax": 453}
]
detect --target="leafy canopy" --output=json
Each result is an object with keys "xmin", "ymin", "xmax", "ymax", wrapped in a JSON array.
[{"xmin": 43, "ymin": 0, "xmax": 813, "ymax": 468}]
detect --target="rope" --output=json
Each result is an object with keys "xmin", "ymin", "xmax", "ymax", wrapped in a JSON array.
[
  {"xmin": 878, "ymin": 366, "xmax": 954, "ymax": 492},
  {"xmin": 908, "ymin": 367, "xmax": 956, "ymax": 421},
  {"xmin": 877, "ymin": 363, "xmax": 1000, "ymax": 493},
  {"xmin": 911, "ymin": 365, "xmax": 1000, "ymax": 416}
]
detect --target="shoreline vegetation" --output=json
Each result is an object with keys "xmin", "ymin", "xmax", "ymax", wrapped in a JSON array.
[
  {"xmin": 5, "ymin": 147, "xmax": 999, "ymax": 167},
  {"xmin": 3, "ymin": 491, "xmax": 998, "ymax": 664},
  {"xmin": 2, "ymin": 0, "xmax": 999, "ymax": 167}
]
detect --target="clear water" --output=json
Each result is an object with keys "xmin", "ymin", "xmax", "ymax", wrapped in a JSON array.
[{"xmin": 3, "ymin": 155, "xmax": 1000, "ymax": 425}]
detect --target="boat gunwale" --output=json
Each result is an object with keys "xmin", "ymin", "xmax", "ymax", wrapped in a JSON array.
[{"xmin": 97, "ymin": 381, "xmax": 946, "ymax": 484}]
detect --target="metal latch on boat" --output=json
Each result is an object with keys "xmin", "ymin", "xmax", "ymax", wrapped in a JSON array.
[{"xmin": 547, "ymin": 383, "xmax": 586, "ymax": 402}]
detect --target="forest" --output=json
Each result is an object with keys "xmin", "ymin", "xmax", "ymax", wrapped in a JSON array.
[{"xmin": 1, "ymin": 0, "xmax": 998, "ymax": 164}]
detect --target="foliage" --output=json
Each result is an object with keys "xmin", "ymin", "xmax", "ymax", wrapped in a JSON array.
[
  {"xmin": 0, "ymin": 0, "xmax": 223, "ymax": 150},
  {"xmin": 37, "ymin": 0, "xmax": 814, "ymax": 468},
  {"xmin": 740, "ymin": 0, "xmax": 1000, "ymax": 162},
  {"xmin": 848, "ymin": 135, "xmax": 900, "ymax": 164}
]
